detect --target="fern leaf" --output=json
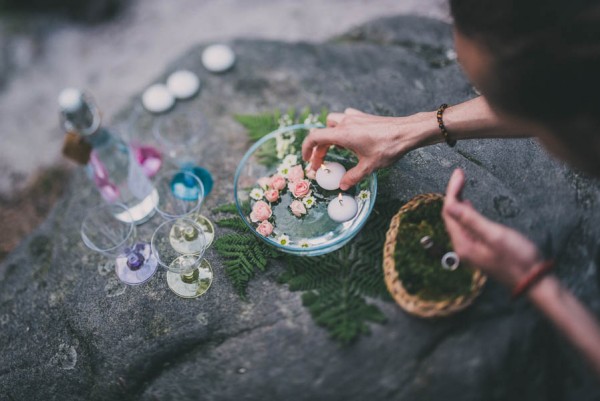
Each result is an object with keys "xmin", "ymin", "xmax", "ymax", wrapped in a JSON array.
[
  {"xmin": 216, "ymin": 217, "xmax": 249, "ymax": 232},
  {"xmin": 213, "ymin": 203, "xmax": 238, "ymax": 214},
  {"xmin": 234, "ymin": 111, "xmax": 280, "ymax": 142}
]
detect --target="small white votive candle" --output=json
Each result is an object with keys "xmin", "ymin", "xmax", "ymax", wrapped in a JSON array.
[
  {"xmin": 202, "ymin": 44, "xmax": 236, "ymax": 73},
  {"xmin": 166, "ymin": 70, "xmax": 201, "ymax": 100},
  {"xmin": 327, "ymin": 193, "xmax": 358, "ymax": 223},
  {"xmin": 315, "ymin": 162, "xmax": 346, "ymax": 191}
]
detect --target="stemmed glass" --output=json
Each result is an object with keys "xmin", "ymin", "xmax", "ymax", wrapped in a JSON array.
[
  {"xmin": 153, "ymin": 110, "xmax": 214, "ymax": 196},
  {"xmin": 124, "ymin": 104, "xmax": 163, "ymax": 178},
  {"xmin": 151, "ymin": 169, "xmax": 214, "ymax": 297},
  {"xmin": 81, "ymin": 203, "xmax": 158, "ymax": 285},
  {"xmin": 151, "ymin": 217, "xmax": 213, "ymax": 298},
  {"xmin": 153, "ymin": 167, "xmax": 215, "ymax": 248}
]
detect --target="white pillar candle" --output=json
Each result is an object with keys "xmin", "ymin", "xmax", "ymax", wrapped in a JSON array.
[
  {"xmin": 315, "ymin": 162, "xmax": 346, "ymax": 191},
  {"xmin": 327, "ymin": 193, "xmax": 358, "ymax": 223}
]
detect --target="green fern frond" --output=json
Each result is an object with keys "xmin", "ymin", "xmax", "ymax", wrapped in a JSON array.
[
  {"xmin": 302, "ymin": 287, "xmax": 386, "ymax": 345},
  {"xmin": 215, "ymin": 217, "xmax": 249, "ymax": 232},
  {"xmin": 234, "ymin": 111, "xmax": 281, "ymax": 142},
  {"xmin": 213, "ymin": 203, "xmax": 238, "ymax": 214},
  {"xmin": 214, "ymin": 233, "xmax": 280, "ymax": 298}
]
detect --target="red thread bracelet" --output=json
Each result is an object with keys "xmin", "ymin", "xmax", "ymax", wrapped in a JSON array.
[{"xmin": 511, "ymin": 259, "xmax": 554, "ymax": 299}]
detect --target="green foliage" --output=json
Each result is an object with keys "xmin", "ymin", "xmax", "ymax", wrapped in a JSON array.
[
  {"xmin": 215, "ymin": 217, "xmax": 249, "ymax": 232},
  {"xmin": 302, "ymin": 287, "xmax": 386, "ymax": 345},
  {"xmin": 279, "ymin": 245, "xmax": 388, "ymax": 344},
  {"xmin": 234, "ymin": 111, "xmax": 281, "ymax": 142},
  {"xmin": 214, "ymin": 232, "xmax": 280, "ymax": 299},
  {"xmin": 213, "ymin": 203, "xmax": 239, "ymax": 214},
  {"xmin": 394, "ymin": 199, "xmax": 473, "ymax": 300}
]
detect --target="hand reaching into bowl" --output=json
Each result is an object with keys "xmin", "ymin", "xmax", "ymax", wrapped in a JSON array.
[
  {"xmin": 301, "ymin": 98, "xmax": 521, "ymax": 190},
  {"xmin": 302, "ymin": 108, "xmax": 439, "ymax": 190}
]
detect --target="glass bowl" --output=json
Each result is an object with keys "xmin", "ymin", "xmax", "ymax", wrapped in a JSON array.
[{"xmin": 234, "ymin": 123, "xmax": 377, "ymax": 256}]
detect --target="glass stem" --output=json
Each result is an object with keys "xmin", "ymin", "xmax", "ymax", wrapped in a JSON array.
[{"xmin": 181, "ymin": 268, "xmax": 199, "ymax": 283}]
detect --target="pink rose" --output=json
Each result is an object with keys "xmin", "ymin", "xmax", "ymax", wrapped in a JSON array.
[
  {"xmin": 256, "ymin": 220, "xmax": 274, "ymax": 236},
  {"xmin": 269, "ymin": 174, "xmax": 286, "ymax": 191},
  {"xmin": 287, "ymin": 164, "xmax": 304, "ymax": 182},
  {"xmin": 250, "ymin": 200, "xmax": 272, "ymax": 222},
  {"xmin": 264, "ymin": 189, "xmax": 279, "ymax": 203},
  {"xmin": 288, "ymin": 179, "xmax": 311, "ymax": 198},
  {"xmin": 257, "ymin": 176, "xmax": 271, "ymax": 189},
  {"xmin": 290, "ymin": 200, "xmax": 307, "ymax": 217}
]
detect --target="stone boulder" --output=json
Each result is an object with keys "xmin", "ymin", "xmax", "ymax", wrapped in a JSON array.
[{"xmin": 1, "ymin": 15, "xmax": 599, "ymax": 401}]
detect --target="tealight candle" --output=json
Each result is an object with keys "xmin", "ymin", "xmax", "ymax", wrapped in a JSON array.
[
  {"xmin": 327, "ymin": 193, "xmax": 358, "ymax": 223},
  {"xmin": 166, "ymin": 70, "xmax": 201, "ymax": 100},
  {"xmin": 315, "ymin": 162, "xmax": 346, "ymax": 191},
  {"xmin": 202, "ymin": 44, "xmax": 236, "ymax": 73}
]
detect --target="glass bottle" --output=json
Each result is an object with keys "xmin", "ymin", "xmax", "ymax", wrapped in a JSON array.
[{"xmin": 58, "ymin": 88, "xmax": 158, "ymax": 224}]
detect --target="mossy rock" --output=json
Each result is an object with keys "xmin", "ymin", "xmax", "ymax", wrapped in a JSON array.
[{"xmin": 394, "ymin": 197, "xmax": 473, "ymax": 301}]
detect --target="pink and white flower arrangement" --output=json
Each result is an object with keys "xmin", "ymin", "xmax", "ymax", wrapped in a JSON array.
[{"xmin": 248, "ymin": 151, "xmax": 324, "ymax": 245}]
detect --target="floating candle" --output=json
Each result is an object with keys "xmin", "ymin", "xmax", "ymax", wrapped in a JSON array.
[
  {"xmin": 327, "ymin": 193, "xmax": 358, "ymax": 223},
  {"xmin": 315, "ymin": 162, "xmax": 346, "ymax": 191}
]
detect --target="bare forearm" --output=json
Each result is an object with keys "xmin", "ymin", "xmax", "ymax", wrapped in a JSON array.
[
  {"xmin": 412, "ymin": 96, "xmax": 532, "ymax": 148},
  {"xmin": 528, "ymin": 275, "xmax": 600, "ymax": 376}
]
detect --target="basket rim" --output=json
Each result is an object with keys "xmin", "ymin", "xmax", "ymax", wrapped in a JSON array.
[{"xmin": 383, "ymin": 193, "xmax": 487, "ymax": 318}]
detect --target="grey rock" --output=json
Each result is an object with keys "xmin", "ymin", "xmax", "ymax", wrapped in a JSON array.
[{"xmin": 1, "ymin": 15, "xmax": 600, "ymax": 400}]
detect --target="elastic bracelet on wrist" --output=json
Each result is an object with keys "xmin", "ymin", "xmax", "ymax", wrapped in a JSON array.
[
  {"xmin": 436, "ymin": 103, "xmax": 457, "ymax": 147},
  {"xmin": 511, "ymin": 259, "xmax": 554, "ymax": 299}
]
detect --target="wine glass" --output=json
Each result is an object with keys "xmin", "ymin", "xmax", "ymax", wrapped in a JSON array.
[
  {"xmin": 151, "ymin": 218, "xmax": 213, "ymax": 298},
  {"xmin": 81, "ymin": 203, "xmax": 158, "ymax": 285},
  {"xmin": 124, "ymin": 104, "xmax": 163, "ymax": 178},
  {"xmin": 153, "ymin": 168, "xmax": 215, "ymax": 248},
  {"xmin": 153, "ymin": 110, "xmax": 214, "ymax": 196}
]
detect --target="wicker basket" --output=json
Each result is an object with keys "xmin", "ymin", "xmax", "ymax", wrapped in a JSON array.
[{"xmin": 383, "ymin": 193, "xmax": 487, "ymax": 318}]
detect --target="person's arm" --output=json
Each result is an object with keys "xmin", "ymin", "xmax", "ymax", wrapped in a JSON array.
[
  {"xmin": 302, "ymin": 96, "xmax": 530, "ymax": 190},
  {"xmin": 431, "ymin": 96, "xmax": 531, "ymax": 141},
  {"xmin": 528, "ymin": 275, "xmax": 600, "ymax": 376},
  {"xmin": 443, "ymin": 169, "xmax": 600, "ymax": 377}
]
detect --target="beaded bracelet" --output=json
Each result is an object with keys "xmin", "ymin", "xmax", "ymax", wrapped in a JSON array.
[
  {"xmin": 511, "ymin": 259, "xmax": 554, "ymax": 299},
  {"xmin": 436, "ymin": 103, "xmax": 457, "ymax": 147}
]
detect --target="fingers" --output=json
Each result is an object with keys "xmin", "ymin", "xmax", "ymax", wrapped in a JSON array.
[
  {"xmin": 302, "ymin": 127, "xmax": 335, "ymax": 161},
  {"xmin": 445, "ymin": 168, "xmax": 465, "ymax": 202},
  {"xmin": 444, "ymin": 201, "xmax": 498, "ymax": 243},
  {"xmin": 339, "ymin": 161, "xmax": 370, "ymax": 191},
  {"xmin": 309, "ymin": 144, "xmax": 329, "ymax": 171},
  {"xmin": 327, "ymin": 112, "xmax": 345, "ymax": 127}
]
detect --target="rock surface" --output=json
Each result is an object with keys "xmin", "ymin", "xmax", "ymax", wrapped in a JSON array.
[{"xmin": 1, "ymin": 16, "xmax": 600, "ymax": 400}]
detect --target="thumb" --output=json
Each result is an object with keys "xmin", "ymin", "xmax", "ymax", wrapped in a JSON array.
[{"xmin": 340, "ymin": 162, "xmax": 370, "ymax": 191}]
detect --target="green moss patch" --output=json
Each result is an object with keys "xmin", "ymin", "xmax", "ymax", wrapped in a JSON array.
[{"xmin": 394, "ymin": 199, "xmax": 473, "ymax": 301}]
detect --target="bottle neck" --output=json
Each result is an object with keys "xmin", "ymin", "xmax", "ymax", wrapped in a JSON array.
[{"xmin": 61, "ymin": 93, "xmax": 101, "ymax": 137}]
